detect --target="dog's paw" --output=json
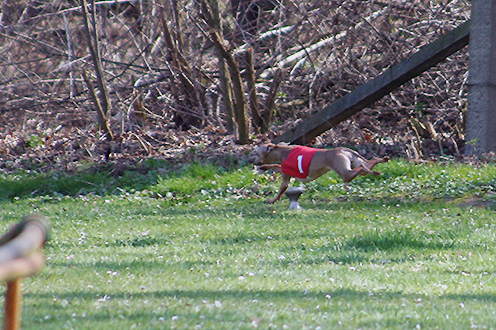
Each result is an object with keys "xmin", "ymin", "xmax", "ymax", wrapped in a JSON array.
[
  {"xmin": 383, "ymin": 156, "xmax": 390, "ymax": 162},
  {"xmin": 372, "ymin": 171, "xmax": 380, "ymax": 176},
  {"xmin": 266, "ymin": 198, "xmax": 277, "ymax": 204},
  {"xmin": 253, "ymin": 166, "xmax": 265, "ymax": 174}
]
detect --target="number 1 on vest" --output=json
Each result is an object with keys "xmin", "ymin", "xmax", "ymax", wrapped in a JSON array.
[{"xmin": 297, "ymin": 155, "xmax": 304, "ymax": 174}]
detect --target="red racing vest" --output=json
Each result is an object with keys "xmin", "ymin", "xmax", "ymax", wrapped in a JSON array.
[{"xmin": 281, "ymin": 146, "xmax": 319, "ymax": 179}]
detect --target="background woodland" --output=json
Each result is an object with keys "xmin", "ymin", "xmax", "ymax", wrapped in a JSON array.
[{"xmin": 0, "ymin": 0, "xmax": 472, "ymax": 173}]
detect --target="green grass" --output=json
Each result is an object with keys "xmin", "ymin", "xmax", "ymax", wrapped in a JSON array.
[{"xmin": 1, "ymin": 160, "xmax": 496, "ymax": 329}]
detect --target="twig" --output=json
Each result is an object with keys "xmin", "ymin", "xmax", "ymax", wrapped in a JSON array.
[
  {"xmin": 81, "ymin": 69, "xmax": 114, "ymax": 140},
  {"xmin": 245, "ymin": 47, "xmax": 263, "ymax": 133}
]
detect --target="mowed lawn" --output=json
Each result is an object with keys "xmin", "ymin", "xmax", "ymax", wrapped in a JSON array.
[{"xmin": 1, "ymin": 160, "xmax": 496, "ymax": 329}]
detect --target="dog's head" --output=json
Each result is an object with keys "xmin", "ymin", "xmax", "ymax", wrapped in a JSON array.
[{"xmin": 247, "ymin": 144, "xmax": 276, "ymax": 165}]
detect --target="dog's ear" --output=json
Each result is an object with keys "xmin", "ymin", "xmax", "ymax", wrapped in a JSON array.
[{"xmin": 265, "ymin": 144, "xmax": 276, "ymax": 153}]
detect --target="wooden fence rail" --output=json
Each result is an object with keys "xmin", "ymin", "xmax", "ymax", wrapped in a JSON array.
[
  {"xmin": 273, "ymin": 20, "xmax": 470, "ymax": 145},
  {"xmin": 0, "ymin": 215, "xmax": 51, "ymax": 330}
]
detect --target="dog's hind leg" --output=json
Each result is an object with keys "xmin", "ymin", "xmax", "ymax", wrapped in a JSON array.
[
  {"xmin": 337, "ymin": 165, "xmax": 378, "ymax": 183},
  {"xmin": 334, "ymin": 156, "xmax": 381, "ymax": 183},
  {"xmin": 365, "ymin": 156, "xmax": 390, "ymax": 170},
  {"xmin": 331, "ymin": 154, "xmax": 368, "ymax": 183}
]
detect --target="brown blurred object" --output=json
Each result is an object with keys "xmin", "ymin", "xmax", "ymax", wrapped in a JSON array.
[{"xmin": 0, "ymin": 215, "xmax": 51, "ymax": 330}]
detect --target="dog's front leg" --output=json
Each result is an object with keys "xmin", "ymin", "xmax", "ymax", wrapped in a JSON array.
[
  {"xmin": 266, "ymin": 173, "xmax": 291, "ymax": 204},
  {"xmin": 258, "ymin": 164, "xmax": 282, "ymax": 172}
]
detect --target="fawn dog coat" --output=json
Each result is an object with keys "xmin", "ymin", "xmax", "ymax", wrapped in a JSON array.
[{"xmin": 248, "ymin": 144, "xmax": 389, "ymax": 204}]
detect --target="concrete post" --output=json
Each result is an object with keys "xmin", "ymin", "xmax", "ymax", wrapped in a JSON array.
[{"xmin": 466, "ymin": 0, "xmax": 496, "ymax": 155}]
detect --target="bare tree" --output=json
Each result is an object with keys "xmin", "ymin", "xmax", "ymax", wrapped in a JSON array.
[
  {"xmin": 80, "ymin": 0, "xmax": 113, "ymax": 141},
  {"xmin": 158, "ymin": 3, "xmax": 205, "ymax": 128},
  {"xmin": 200, "ymin": 0, "xmax": 250, "ymax": 144},
  {"xmin": 207, "ymin": 0, "xmax": 236, "ymax": 133}
]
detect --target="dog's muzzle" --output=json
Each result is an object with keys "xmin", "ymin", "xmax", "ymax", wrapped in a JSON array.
[{"xmin": 247, "ymin": 151, "xmax": 262, "ymax": 165}]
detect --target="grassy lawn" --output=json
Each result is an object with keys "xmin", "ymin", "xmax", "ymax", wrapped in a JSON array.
[{"xmin": 1, "ymin": 159, "xmax": 496, "ymax": 329}]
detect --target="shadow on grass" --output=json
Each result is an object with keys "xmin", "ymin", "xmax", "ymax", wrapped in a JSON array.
[
  {"xmin": 0, "ymin": 160, "xmax": 250, "ymax": 202},
  {"xmin": 24, "ymin": 288, "xmax": 375, "ymax": 302},
  {"xmin": 25, "ymin": 287, "xmax": 496, "ymax": 306},
  {"xmin": 22, "ymin": 287, "xmax": 496, "ymax": 329},
  {"xmin": 343, "ymin": 229, "xmax": 456, "ymax": 251},
  {"xmin": 0, "ymin": 164, "xmax": 164, "ymax": 201},
  {"xmin": 20, "ymin": 289, "xmax": 398, "ymax": 327}
]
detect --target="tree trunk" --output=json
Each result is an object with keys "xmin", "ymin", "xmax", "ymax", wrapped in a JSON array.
[
  {"xmin": 245, "ymin": 47, "xmax": 263, "ymax": 133},
  {"xmin": 158, "ymin": 4, "xmax": 204, "ymax": 128},
  {"xmin": 207, "ymin": 0, "xmax": 235, "ymax": 133},
  {"xmin": 80, "ymin": 0, "xmax": 113, "ymax": 141},
  {"xmin": 261, "ymin": 69, "xmax": 283, "ymax": 133},
  {"xmin": 201, "ymin": 0, "xmax": 250, "ymax": 144}
]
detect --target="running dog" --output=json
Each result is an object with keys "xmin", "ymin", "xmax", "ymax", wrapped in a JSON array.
[{"xmin": 248, "ymin": 144, "xmax": 389, "ymax": 204}]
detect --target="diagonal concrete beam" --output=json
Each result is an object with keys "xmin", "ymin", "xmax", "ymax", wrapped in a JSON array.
[{"xmin": 273, "ymin": 21, "xmax": 470, "ymax": 145}]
